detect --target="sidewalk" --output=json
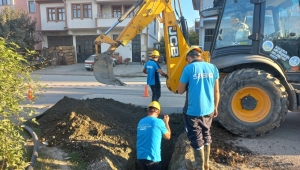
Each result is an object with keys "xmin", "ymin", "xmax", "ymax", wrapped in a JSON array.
[{"xmin": 33, "ymin": 63, "xmax": 167, "ymax": 77}]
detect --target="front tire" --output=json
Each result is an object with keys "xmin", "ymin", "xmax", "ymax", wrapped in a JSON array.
[{"xmin": 218, "ymin": 69, "xmax": 288, "ymax": 137}]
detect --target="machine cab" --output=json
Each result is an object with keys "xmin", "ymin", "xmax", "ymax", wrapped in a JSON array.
[{"xmin": 211, "ymin": 0, "xmax": 300, "ymax": 73}]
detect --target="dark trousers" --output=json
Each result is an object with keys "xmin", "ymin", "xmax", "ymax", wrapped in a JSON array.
[
  {"xmin": 183, "ymin": 112, "xmax": 213, "ymax": 149},
  {"xmin": 138, "ymin": 159, "xmax": 161, "ymax": 170},
  {"xmin": 150, "ymin": 85, "xmax": 161, "ymax": 101}
]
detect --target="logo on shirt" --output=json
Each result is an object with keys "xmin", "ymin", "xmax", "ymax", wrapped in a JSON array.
[
  {"xmin": 138, "ymin": 124, "xmax": 152, "ymax": 130},
  {"xmin": 193, "ymin": 73, "xmax": 213, "ymax": 79},
  {"xmin": 146, "ymin": 66, "xmax": 153, "ymax": 69},
  {"xmin": 168, "ymin": 26, "xmax": 180, "ymax": 58}
]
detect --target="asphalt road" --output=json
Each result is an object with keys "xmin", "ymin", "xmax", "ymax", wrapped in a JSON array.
[{"xmin": 29, "ymin": 68, "xmax": 300, "ymax": 169}]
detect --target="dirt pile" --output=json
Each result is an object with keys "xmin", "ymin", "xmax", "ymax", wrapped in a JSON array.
[{"xmin": 26, "ymin": 96, "xmax": 285, "ymax": 169}]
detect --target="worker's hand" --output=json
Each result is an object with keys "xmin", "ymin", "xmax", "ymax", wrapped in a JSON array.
[
  {"xmin": 163, "ymin": 115, "xmax": 169, "ymax": 124},
  {"xmin": 213, "ymin": 108, "xmax": 218, "ymax": 118},
  {"xmin": 165, "ymin": 75, "xmax": 169, "ymax": 79}
]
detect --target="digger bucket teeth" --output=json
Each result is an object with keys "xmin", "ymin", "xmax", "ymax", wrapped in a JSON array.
[{"xmin": 93, "ymin": 51, "xmax": 126, "ymax": 86}]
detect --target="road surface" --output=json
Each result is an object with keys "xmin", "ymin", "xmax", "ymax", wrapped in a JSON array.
[{"xmin": 28, "ymin": 71, "xmax": 300, "ymax": 169}]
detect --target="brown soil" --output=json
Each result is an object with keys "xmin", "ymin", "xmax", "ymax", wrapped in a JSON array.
[{"xmin": 25, "ymin": 96, "xmax": 289, "ymax": 170}]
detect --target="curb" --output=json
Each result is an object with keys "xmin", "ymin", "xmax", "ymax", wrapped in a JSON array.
[
  {"xmin": 23, "ymin": 125, "xmax": 39, "ymax": 170},
  {"xmin": 44, "ymin": 84, "xmax": 168, "ymax": 88},
  {"xmin": 31, "ymin": 72, "xmax": 148, "ymax": 77}
]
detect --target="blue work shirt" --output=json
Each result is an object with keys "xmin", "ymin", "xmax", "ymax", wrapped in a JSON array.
[
  {"xmin": 144, "ymin": 59, "xmax": 161, "ymax": 85},
  {"xmin": 180, "ymin": 61, "xmax": 219, "ymax": 116},
  {"xmin": 137, "ymin": 116, "xmax": 168, "ymax": 162}
]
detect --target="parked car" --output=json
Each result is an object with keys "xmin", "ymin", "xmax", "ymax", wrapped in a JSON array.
[{"xmin": 85, "ymin": 55, "xmax": 117, "ymax": 71}]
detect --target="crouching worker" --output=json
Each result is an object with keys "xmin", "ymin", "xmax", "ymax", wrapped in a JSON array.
[{"xmin": 136, "ymin": 101, "xmax": 171, "ymax": 170}]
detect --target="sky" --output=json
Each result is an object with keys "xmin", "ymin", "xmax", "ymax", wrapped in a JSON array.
[{"xmin": 179, "ymin": 0, "xmax": 200, "ymax": 27}]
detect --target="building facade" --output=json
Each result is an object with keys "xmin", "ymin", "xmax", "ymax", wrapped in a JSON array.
[
  {"xmin": 36, "ymin": 0, "xmax": 161, "ymax": 63},
  {"xmin": 193, "ymin": 0, "xmax": 217, "ymax": 51},
  {"xmin": 0, "ymin": 0, "xmax": 42, "ymax": 50}
]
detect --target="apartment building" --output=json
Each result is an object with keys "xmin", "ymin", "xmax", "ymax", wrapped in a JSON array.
[
  {"xmin": 193, "ymin": 0, "xmax": 217, "ymax": 51},
  {"xmin": 0, "ymin": 0, "xmax": 42, "ymax": 50},
  {"xmin": 36, "ymin": 0, "xmax": 161, "ymax": 63}
]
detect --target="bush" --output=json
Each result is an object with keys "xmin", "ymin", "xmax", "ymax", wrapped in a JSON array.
[{"xmin": 0, "ymin": 37, "xmax": 39, "ymax": 169}]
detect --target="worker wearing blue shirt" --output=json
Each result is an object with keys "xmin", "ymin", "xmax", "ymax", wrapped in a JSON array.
[
  {"xmin": 177, "ymin": 46, "xmax": 220, "ymax": 170},
  {"xmin": 143, "ymin": 50, "xmax": 168, "ymax": 101},
  {"xmin": 136, "ymin": 101, "xmax": 171, "ymax": 170}
]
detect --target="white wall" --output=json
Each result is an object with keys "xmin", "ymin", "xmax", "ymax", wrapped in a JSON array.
[
  {"xmin": 65, "ymin": 0, "xmax": 97, "ymax": 29},
  {"xmin": 100, "ymin": 31, "xmax": 131, "ymax": 62},
  {"xmin": 200, "ymin": 19, "xmax": 217, "ymax": 50},
  {"xmin": 40, "ymin": 3, "xmax": 65, "ymax": 30},
  {"xmin": 96, "ymin": 18, "xmax": 131, "ymax": 27},
  {"xmin": 202, "ymin": 0, "xmax": 214, "ymax": 10},
  {"xmin": 147, "ymin": 19, "xmax": 159, "ymax": 48},
  {"xmin": 68, "ymin": 30, "xmax": 98, "ymax": 35}
]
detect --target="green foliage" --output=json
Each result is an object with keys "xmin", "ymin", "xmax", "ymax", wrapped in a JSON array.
[
  {"xmin": 0, "ymin": 37, "xmax": 38, "ymax": 170},
  {"xmin": 158, "ymin": 30, "xmax": 199, "ymax": 56},
  {"xmin": 0, "ymin": 6, "xmax": 38, "ymax": 51},
  {"xmin": 189, "ymin": 30, "xmax": 199, "ymax": 45}
]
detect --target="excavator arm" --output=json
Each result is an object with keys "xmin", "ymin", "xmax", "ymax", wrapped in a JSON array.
[{"xmin": 94, "ymin": 0, "xmax": 210, "ymax": 93}]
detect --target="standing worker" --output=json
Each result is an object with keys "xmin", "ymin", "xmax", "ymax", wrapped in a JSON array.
[
  {"xmin": 143, "ymin": 50, "xmax": 168, "ymax": 102},
  {"xmin": 136, "ymin": 101, "xmax": 171, "ymax": 170},
  {"xmin": 177, "ymin": 46, "xmax": 220, "ymax": 170}
]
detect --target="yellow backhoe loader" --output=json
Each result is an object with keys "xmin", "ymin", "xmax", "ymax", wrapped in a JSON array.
[
  {"xmin": 93, "ymin": 0, "xmax": 209, "ymax": 91},
  {"xmin": 93, "ymin": 0, "xmax": 300, "ymax": 137}
]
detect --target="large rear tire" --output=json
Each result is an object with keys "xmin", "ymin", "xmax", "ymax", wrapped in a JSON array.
[{"xmin": 218, "ymin": 69, "xmax": 288, "ymax": 137}]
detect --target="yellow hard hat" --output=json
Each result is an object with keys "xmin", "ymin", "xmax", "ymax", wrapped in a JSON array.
[
  {"xmin": 185, "ymin": 46, "xmax": 202, "ymax": 57},
  {"xmin": 148, "ymin": 101, "xmax": 161, "ymax": 110},
  {"xmin": 151, "ymin": 50, "xmax": 160, "ymax": 57}
]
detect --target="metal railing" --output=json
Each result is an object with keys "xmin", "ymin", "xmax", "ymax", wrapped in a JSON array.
[{"xmin": 96, "ymin": 13, "xmax": 134, "ymax": 19}]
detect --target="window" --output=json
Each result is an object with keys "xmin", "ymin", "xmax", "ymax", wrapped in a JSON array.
[
  {"xmin": 215, "ymin": 1, "xmax": 254, "ymax": 49},
  {"xmin": 48, "ymin": 8, "xmax": 56, "ymax": 21},
  {"xmin": 124, "ymin": 6, "xmax": 134, "ymax": 17},
  {"xmin": 28, "ymin": 1, "xmax": 35, "ymax": 13},
  {"xmin": 0, "ymin": 0, "xmax": 11, "ymax": 5},
  {"xmin": 72, "ymin": 4, "xmax": 92, "ymax": 19},
  {"xmin": 112, "ymin": 34, "xmax": 118, "ymax": 40},
  {"xmin": 73, "ymin": 4, "xmax": 81, "ymax": 18},
  {"xmin": 58, "ymin": 8, "xmax": 65, "ymax": 21},
  {"xmin": 112, "ymin": 6, "xmax": 121, "ymax": 18},
  {"xmin": 47, "ymin": 8, "xmax": 65, "ymax": 22},
  {"xmin": 83, "ymin": 4, "xmax": 92, "ymax": 18},
  {"xmin": 205, "ymin": 29, "xmax": 215, "ymax": 42}
]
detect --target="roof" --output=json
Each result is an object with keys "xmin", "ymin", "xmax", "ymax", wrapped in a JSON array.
[{"xmin": 192, "ymin": 0, "xmax": 200, "ymax": 10}]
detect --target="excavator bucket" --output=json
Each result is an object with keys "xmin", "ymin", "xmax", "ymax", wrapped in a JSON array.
[{"xmin": 93, "ymin": 51, "xmax": 126, "ymax": 86}]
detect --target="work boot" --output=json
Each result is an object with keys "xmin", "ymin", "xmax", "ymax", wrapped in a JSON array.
[
  {"xmin": 204, "ymin": 144, "xmax": 211, "ymax": 170},
  {"xmin": 193, "ymin": 147, "xmax": 204, "ymax": 170}
]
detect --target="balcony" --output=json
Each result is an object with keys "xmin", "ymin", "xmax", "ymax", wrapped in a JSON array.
[
  {"xmin": 95, "ymin": 0, "xmax": 136, "ymax": 3},
  {"xmin": 96, "ymin": 13, "xmax": 133, "ymax": 29}
]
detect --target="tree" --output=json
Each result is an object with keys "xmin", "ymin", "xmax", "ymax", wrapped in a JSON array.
[
  {"xmin": 159, "ymin": 36, "xmax": 166, "ymax": 56},
  {"xmin": 159, "ymin": 30, "xmax": 199, "ymax": 59},
  {"xmin": 0, "ymin": 6, "xmax": 38, "ymax": 51},
  {"xmin": 188, "ymin": 30, "xmax": 199, "ymax": 45},
  {"xmin": 0, "ymin": 38, "xmax": 39, "ymax": 169}
]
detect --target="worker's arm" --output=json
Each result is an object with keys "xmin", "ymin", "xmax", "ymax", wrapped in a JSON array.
[
  {"xmin": 142, "ymin": 68, "xmax": 147, "ymax": 74},
  {"xmin": 177, "ymin": 82, "xmax": 186, "ymax": 94},
  {"xmin": 163, "ymin": 115, "xmax": 171, "ymax": 140},
  {"xmin": 213, "ymin": 79, "xmax": 220, "ymax": 118},
  {"xmin": 157, "ymin": 69, "xmax": 168, "ymax": 77}
]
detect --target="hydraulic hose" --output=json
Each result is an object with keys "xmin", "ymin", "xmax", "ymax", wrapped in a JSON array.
[{"xmin": 23, "ymin": 125, "xmax": 39, "ymax": 170}]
